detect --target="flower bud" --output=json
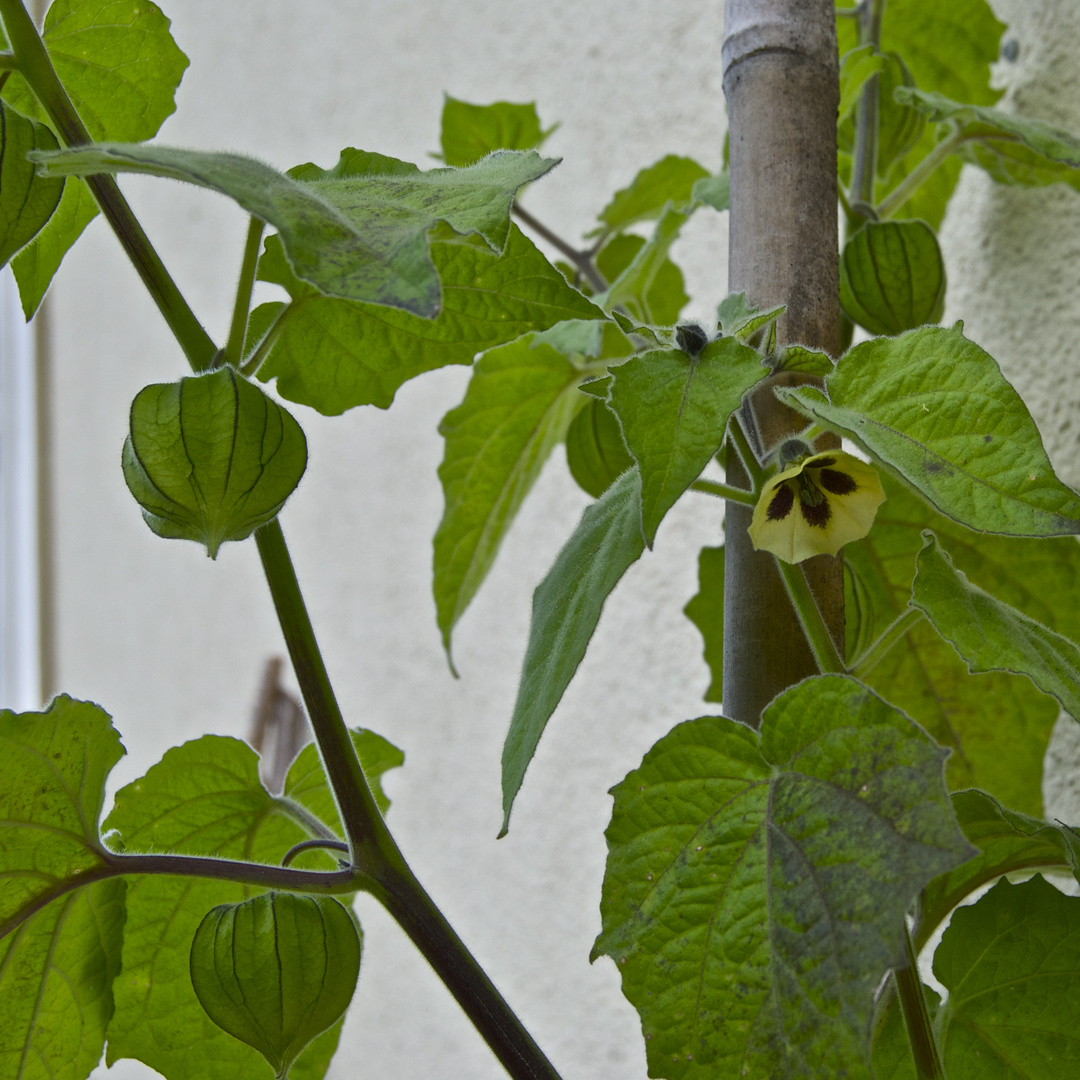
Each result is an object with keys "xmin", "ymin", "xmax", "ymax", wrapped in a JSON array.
[
  {"xmin": 122, "ymin": 367, "xmax": 307, "ymax": 557},
  {"xmin": 190, "ymin": 892, "xmax": 360, "ymax": 1078}
]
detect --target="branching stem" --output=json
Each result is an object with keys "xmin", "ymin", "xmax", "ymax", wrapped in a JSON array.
[
  {"xmin": 876, "ymin": 128, "xmax": 963, "ymax": 219},
  {"xmin": 513, "ymin": 204, "xmax": 608, "ymax": 293},
  {"xmin": 850, "ymin": 607, "xmax": 924, "ymax": 678},
  {"xmin": 691, "ymin": 478, "xmax": 757, "ymax": 505}
]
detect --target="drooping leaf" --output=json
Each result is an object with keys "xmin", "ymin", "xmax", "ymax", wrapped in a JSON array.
[
  {"xmin": 593, "ymin": 155, "xmax": 710, "ymax": 235},
  {"xmin": 716, "ymin": 291, "xmax": 785, "ymax": 341},
  {"xmin": 32, "ymin": 143, "xmax": 557, "ymax": 316},
  {"xmin": 918, "ymin": 789, "xmax": 1080, "ymax": 951},
  {"xmin": 2, "ymin": 0, "xmax": 188, "ymax": 316},
  {"xmin": 0, "ymin": 697, "xmax": 126, "ymax": 1080},
  {"xmin": 844, "ymin": 475, "xmax": 1075, "ymax": 814},
  {"xmin": 839, "ymin": 219, "xmax": 946, "ymax": 336},
  {"xmin": 434, "ymin": 335, "xmax": 583, "ymax": 659},
  {"xmin": 683, "ymin": 545, "xmax": 724, "ymax": 703},
  {"xmin": 690, "ymin": 171, "xmax": 729, "ymax": 213},
  {"xmin": 190, "ymin": 893, "xmax": 360, "ymax": 1078},
  {"xmin": 255, "ymin": 225, "xmax": 602, "ymax": 413},
  {"xmin": 778, "ymin": 323, "xmax": 1080, "ymax": 536},
  {"xmin": 594, "ymin": 674, "xmax": 974, "ymax": 1080},
  {"xmin": 122, "ymin": 367, "xmax": 308, "ymax": 557},
  {"xmin": 933, "ymin": 876, "xmax": 1080, "ymax": 1078},
  {"xmin": 284, "ymin": 729, "xmax": 403, "ymax": 823},
  {"xmin": 438, "ymin": 96, "xmax": 556, "ymax": 167},
  {"xmin": 875, "ymin": 54, "xmax": 926, "ymax": 178},
  {"xmin": 607, "ymin": 339, "xmax": 767, "ymax": 546},
  {"xmin": 598, "ymin": 205, "xmax": 690, "ymax": 324},
  {"xmin": 103, "ymin": 736, "xmax": 345, "ymax": 1080},
  {"xmin": 838, "ymin": 0, "xmax": 1005, "ymax": 227},
  {"xmin": 0, "ymin": 103, "xmax": 64, "ymax": 268},
  {"xmin": 501, "ymin": 467, "xmax": 646, "ymax": 835},
  {"xmin": 565, "ymin": 396, "xmax": 634, "ymax": 499},
  {"xmin": 595, "ymin": 232, "xmax": 688, "ymax": 326},
  {"xmin": 898, "ymin": 86, "xmax": 1080, "ymax": 190},
  {"xmin": 776, "ymin": 344, "xmax": 834, "ymax": 377},
  {"xmin": 913, "ymin": 533, "xmax": 1080, "ymax": 723}
]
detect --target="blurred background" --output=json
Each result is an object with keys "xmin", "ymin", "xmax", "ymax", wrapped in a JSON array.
[{"xmin": 3, "ymin": 1, "xmax": 1080, "ymax": 1077}]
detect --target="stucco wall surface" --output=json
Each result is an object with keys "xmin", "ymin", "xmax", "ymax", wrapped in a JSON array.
[{"xmin": 33, "ymin": 1, "xmax": 1080, "ymax": 1079}]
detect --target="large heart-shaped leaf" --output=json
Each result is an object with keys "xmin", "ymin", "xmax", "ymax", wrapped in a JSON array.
[
  {"xmin": 779, "ymin": 323, "xmax": 1080, "ymax": 536},
  {"xmin": 32, "ymin": 143, "xmax": 557, "ymax": 316},
  {"xmin": 594, "ymin": 674, "xmax": 974, "ymax": 1080}
]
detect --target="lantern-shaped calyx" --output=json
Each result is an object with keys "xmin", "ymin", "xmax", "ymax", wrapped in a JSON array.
[
  {"xmin": 190, "ymin": 892, "xmax": 361, "ymax": 1079},
  {"xmin": 749, "ymin": 440, "xmax": 885, "ymax": 563},
  {"xmin": 122, "ymin": 367, "xmax": 307, "ymax": 557}
]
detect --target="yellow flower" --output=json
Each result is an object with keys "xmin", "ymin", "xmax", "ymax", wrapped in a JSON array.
[{"xmin": 748, "ymin": 448, "xmax": 885, "ymax": 563}]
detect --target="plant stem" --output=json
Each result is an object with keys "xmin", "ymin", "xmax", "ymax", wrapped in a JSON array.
[
  {"xmin": 775, "ymin": 557, "xmax": 846, "ymax": 674},
  {"xmin": 513, "ymin": 204, "xmax": 608, "ymax": 293},
  {"xmin": 895, "ymin": 924, "xmax": 947, "ymax": 1080},
  {"xmin": 240, "ymin": 301, "xmax": 290, "ymax": 376},
  {"xmin": 691, "ymin": 478, "xmax": 757, "ymax": 505},
  {"xmin": 727, "ymin": 413, "xmax": 765, "ymax": 486},
  {"xmin": 0, "ymin": 0, "xmax": 217, "ymax": 371},
  {"xmin": 223, "ymin": 216, "xmax": 266, "ymax": 369},
  {"xmin": 850, "ymin": 0, "xmax": 885, "ymax": 206},
  {"xmin": 254, "ymin": 519, "xmax": 565, "ymax": 1080},
  {"xmin": 850, "ymin": 607, "xmax": 924, "ymax": 678},
  {"xmin": 876, "ymin": 129, "xmax": 963, "ymax": 219},
  {"xmin": 0, "ymin": 50, "xmax": 17, "ymax": 69}
]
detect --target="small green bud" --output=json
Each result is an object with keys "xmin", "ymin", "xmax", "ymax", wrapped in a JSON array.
[
  {"xmin": 190, "ymin": 892, "xmax": 360, "ymax": 1079},
  {"xmin": 122, "ymin": 367, "xmax": 307, "ymax": 557}
]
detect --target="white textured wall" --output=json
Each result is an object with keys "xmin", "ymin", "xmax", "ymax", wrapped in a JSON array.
[{"xmin": 38, "ymin": 1, "xmax": 1080, "ymax": 1079}]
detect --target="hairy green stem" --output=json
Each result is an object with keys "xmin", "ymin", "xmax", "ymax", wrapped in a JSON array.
[
  {"xmin": 896, "ymin": 925, "xmax": 947, "ymax": 1080},
  {"xmin": 254, "ymin": 519, "xmax": 564, "ymax": 1080},
  {"xmin": 850, "ymin": 0, "xmax": 885, "ymax": 206},
  {"xmin": 727, "ymin": 413, "xmax": 765, "ymax": 486},
  {"xmin": 240, "ymin": 301, "xmax": 289, "ymax": 376},
  {"xmin": 850, "ymin": 607, "xmax": 925, "ymax": 678},
  {"xmin": 513, "ymin": 204, "xmax": 607, "ymax": 293},
  {"xmin": 223, "ymin": 216, "xmax": 266, "ymax": 369},
  {"xmin": 691, "ymin": 478, "xmax": 757, "ymax": 505},
  {"xmin": 775, "ymin": 558, "xmax": 846, "ymax": 674},
  {"xmin": 876, "ymin": 128, "xmax": 963, "ymax": 219},
  {"xmin": 0, "ymin": 0, "xmax": 217, "ymax": 371}
]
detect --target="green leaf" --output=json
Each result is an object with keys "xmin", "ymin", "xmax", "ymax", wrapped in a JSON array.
[
  {"xmin": 284, "ymin": 729, "xmax": 403, "ymax": 822},
  {"xmin": 594, "ymin": 674, "xmax": 974, "ymax": 1080},
  {"xmin": 255, "ymin": 224, "xmax": 602, "ymax": 414},
  {"xmin": 0, "ymin": 697, "xmax": 126, "ymax": 1080},
  {"xmin": 779, "ymin": 323, "xmax": 1080, "ymax": 536},
  {"xmin": 845, "ymin": 475, "xmax": 1074, "ymax": 814},
  {"xmin": 501, "ymin": 467, "xmax": 646, "ymax": 835},
  {"xmin": 934, "ymin": 875, "xmax": 1080, "ymax": 1078},
  {"xmin": 898, "ymin": 86, "xmax": 1080, "ymax": 190},
  {"xmin": 33, "ymin": 143, "xmax": 557, "ymax": 316},
  {"xmin": 565, "ymin": 396, "xmax": 633, "ymax": 499},
  {"xmin": 122, "ymin": 367, "xmax": 308, "ymax": 558},
  {"xmin": 593, "ymin": 155, "xmax": 710, "ymax": 235},
  {"xmin": 874, "ymin": 54, "xmax": 927, "ymax": 178},
  {"xmin": 690, "ymin": 171, "xmax": 729, "ymax": 213},
  {"xmin": 838, "ymin": 45, "xmax": 887, "ymax": 123},
  {"xmin": 0, "ymin": 103, "xmax": 64, "ymax": 268},
  {"xmin": 919, "ymin": 790, "xmax": 1080, "ymax": 950},
  {"xmin": 607, "ymin": 339, "xmax": 767, "ymax": 546},
  {"xmin": 190, "ymin": 893, "xmax": 359, "ymax": 1078},
  {"xmin": 839, "ymin": 219, "xmax": 946, "ymax": 335},
  {"xmin": 683, "ymin": 545, "xmax": 724, "ymax": 703},
  {"xmin": 716, "ymin": 291, "xmax": 785, "ymax": 341},
  {"xmin": 913, "ymin": 533, "xmax": 1080, "ymax": 723},
  {"xmin": 775, "ymin": 345, "xmax": 834, "ymax": 377},
  {"xmin": 2, "ymin": 0, "xmax": 188, "ymax": 317},
  {"xmin": 595, "ymin": 232, "xmax": 688, "ymax": 326},
  {"xmin": 434, "ymin": 336, "xmax": 584, "ymax": 659},
  {"xmin": 838, "ymin": 0, "xmax": 1005, "ymax": 226},
  {"xmin": 438, "ymin": 96, "xmax": 556, "ymax": 167},
  {"xmin": 104, "ymin": 736, "xmax": 343, "ymax": 1080},
  {"xmin": 598, "ymin": 205, "xmax": 690, "ymax": 324}
]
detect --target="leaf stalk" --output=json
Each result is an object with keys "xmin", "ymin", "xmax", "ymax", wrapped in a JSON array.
[
  {"xmin": 775, "ymin": 557, "xmax": 846, "ymax": 675},
  {"xmin": 895, "ymin": 924, "xmax": 948, "ymax": 1080},
  {"xmin": 223, "ymin": 216, "xmax": 266, "ymax": 369}
]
